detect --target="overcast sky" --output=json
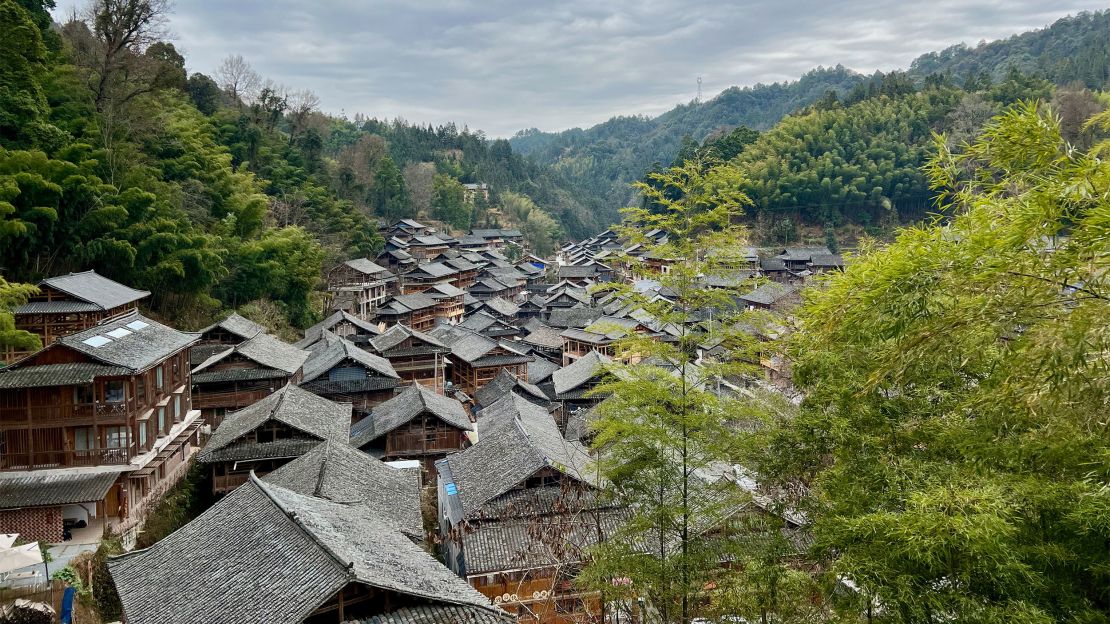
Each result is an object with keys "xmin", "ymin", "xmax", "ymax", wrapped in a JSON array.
[{"xmin": 52, "ymin": 1, "xmax": 1108, "ymax": 137}]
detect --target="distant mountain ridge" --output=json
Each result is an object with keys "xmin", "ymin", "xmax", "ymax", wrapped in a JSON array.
[{"xmin": 512, "ymin": 10, "xmax": 1110, "ymax": 224}]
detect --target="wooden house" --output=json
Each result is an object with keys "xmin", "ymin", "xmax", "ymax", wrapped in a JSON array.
[
  {"xmin": 374, "ymin": 293, "xmax": 438, "ymax": 331},
  {"xmin": 383, "ymin": 218, "xmax": 433, "ymax": 240},
  {"xmin": 349, "ymin": 384, "xmax": 473, "ymax": 474},
  {"xmin": 436, "ymin": 394, "xmax": 615, "ymax": 623},
  {"xmin": 400, "ymin": 262, "xmax": 458, "ymax": 293},
  {"xmin": 426, "ymin": 282, "xmax": 466, "ymax": 325},
  {"xmin": 377, "ymin": 248, "xmax": 418, "ymax": 273},
  {"xmin": 190, "ymin": 330, "xmax": 309, "ymax": 427},
  {"xmin": 324, "ymin": 258, "xmax": 396, "ymax": 319},
  {"xmin": 196, "ymin": 383, "xmax": 350, "ymax": 494},
  {"xmin": 808, "ymin": 253, "xmax": 845, "ymax": 272},
  {"xmin": 407, "ymin": 235, "xmax": 453, "ymax": 260},
  {"xmin": 551, "ymin": 351, "xmax": 610, "ymax": 429},
  {"xmin": 295, "ymin": 309, "xmax": 381, "ymax": 349},
  {"xmin": 458, "ymin": 312, "xmax": 519, "ymax": 340},
  {"xmin": 520, "ymin": 323, "xmax": 564, "ymax": 364},
  {"xmin": 442, "ymin": 257, "xmax": 480, "ymax": 288},
  {"xmin": 737, "ymin": 282, "xmax": 797, "ymax": 311},
  {"xmin": 3, "ymin": 271, "xmax": 150, "ymax": 365},
  {"xmin": 468, "ymin": 277, "xmax": 518, "ymax": 302},
  {"xmin": 109, "ymin": 475, "xmax": 511, "ymax": 624},
  {"xmin": 472, "ymin": 369, "xmax": 553, "ymax": 415},
  {"xmin": 433, "ymin": 328, "xmax": 533, "ymax": 395},
  {"xmin": 368, "ymin": 324, "xmax": 448, "ymax": 391},
  {"xmin": 299, "ymin": 331, "xmax": 401, "ymax": 422},
  {"xmin": 776, "ymin": 246, "xmax": 832, "ymax": 271},
  {"xmin": 475, "ymin": 296, "xmax": 519, "ymax": 323},
  {"xmin": 0, "ymin": 311, "xmax": 201, "ymax": 545}
]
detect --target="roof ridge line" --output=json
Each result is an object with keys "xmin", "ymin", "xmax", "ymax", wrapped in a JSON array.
[{"xmin": 250, "ymin": 475, "xmax": 356, "ymax": 579}]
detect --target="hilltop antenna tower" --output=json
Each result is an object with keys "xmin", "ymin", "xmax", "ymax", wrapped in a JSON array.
[{"xmin": 696, "ymin": 76, "xmax": 703, "ymax": 103}]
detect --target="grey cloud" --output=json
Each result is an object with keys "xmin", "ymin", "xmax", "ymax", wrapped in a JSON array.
[{"xmin": 52, "ymin": 0, "xmax": 1107, "ymax": 136}]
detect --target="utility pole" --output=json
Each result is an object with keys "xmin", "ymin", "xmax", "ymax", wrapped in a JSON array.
[{"xmin": 696, "ymin": 76, "xmax": 703, "ymax": 104}]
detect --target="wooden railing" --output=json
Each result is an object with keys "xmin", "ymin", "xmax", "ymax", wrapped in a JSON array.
[
  {"xmin": 0, "ymin": 443, "xmax": 135, "ymax": 470},
  {"xmin": 192, "ymin": 388, "xmax": 275, "ymax": 410},
  {"xmin": 0, "ymin": 400, "xmax": 134, "ymax": 426}
]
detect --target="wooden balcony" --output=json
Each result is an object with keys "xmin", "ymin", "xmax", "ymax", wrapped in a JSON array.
[
  {"xmin": 0, "ymin": 401, "xmax": 133, "ymax": 427},
  {"xmin": 191, "ymin": 388, "xmax": 276, "ymax": 410},
  {"xmin": 0, "ymin": 443, "xmax": 136, "ymax": 470}
]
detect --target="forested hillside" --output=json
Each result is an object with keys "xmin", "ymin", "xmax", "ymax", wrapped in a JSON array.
[
  {"xmin": 0, "ymin": 0, "xmax": 590, "ymax": 332},
  {"xmin": 513, "ymin": 10, "xmax": 1110, "ymax": 226}
]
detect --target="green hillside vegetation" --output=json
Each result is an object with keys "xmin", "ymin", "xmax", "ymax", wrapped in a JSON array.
[
  {"xmin": 0, "ymin": 0, "xmax": 585, "ymax": 331},
  {"xmin": 514, "ymin": 11, "xmax": 1110, "ymax": 228}
]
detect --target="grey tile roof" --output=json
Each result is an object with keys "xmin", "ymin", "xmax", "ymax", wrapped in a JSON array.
[
  {"xmin": 473, "ymin": 369, "xmax": 551, "ymax": 409},
  {"xmin": 261, "ymin": 480, "xmax": 496, "ymax": 607},
  {"xmin": 809, "ymin": 253, "xmax": 844, "ymax": 267},
  {"xmin": 201, "ymin": 438, "xmax": 324, "ymax": 463},
  {"xmin": 345, "ymin": 604, "xmax": 513, "ymax": 623},
  {"xmin": 527, "ymin": 358, "xmax": 560, "ymax": 385},
  {"xmin": 35, "ymin": 270, "xmax": 149, "ymax": 310},
  {"xmin": 778, "ymin": 246, "xmax": 832, "ymax": 262},
  {"xmin": 428, "ymin": 282, "xmax": 466, "ymax": 298},
  {"xmin": 557, "ymin": 265, "xmax": 597, "ymax": 279},
  {"xmin": 446, "ymin": 394, "xmax": 592, "ymax": 516},
  {"xmin": 446, "ymin": 330, "xmax": 499, "ymax": 364},
  {"xmin": 739, "ymin": 283, "xmax": 795, "ymax": 306},
  {"xmin": 386, "ymin": 293, "xmax": 438, "ymax": 312},
  {"xmin": 369, "ymin": 324, "xmax": 446, "ymax": 354},
  {"xmin": 350, "ymin": 384, "xmax": 472, "ymax": 447},
  {"xmin": 0, "ymin": 470, "xmax": 121, "ymax": 509},
  {"xmin": 553, "ymin": 351, "xmax": 609, "ymax": 397},
  {"xmin": 345, "ymin": 258, "xmax": 393, "ymax": 275},
  {"xmin": 443, "ymin": 257, "xmax": 479, "ymax": 271},
  {"xmin": 0, "ymin": 362, "xmax": 130, "ymax": 388},
  {"xmin": 760, "ymin": 257, "xmax": 787, "ymax": 271},
  {"xmin": 194, "ymin": 333, "xmax": 308, "ymax": 377},
  {"xmin": 522, "ymin": 324, "xmax": 564, "ymax": 350},
  {"xmin": 12, "ymin": 300, "xmax": 101, "ymax": 314},
  {"xmin": 200, "ymin": 312, "xmax": 265, "ymax": 341},
  {"xmin": 110, "ymin": 476, "xmax": 502, "ymax": 624},
  {"xmin": 468, "ymin": 278, "xmax": 511, "ymax": 293},
  {"xmin": 458, "ymin": 312, "xmax": 503, "ymax": 334},
  {"xmin": 233, "ymin": 333, "xmax": 309, "ymax": 374},
  {"xmin": 191, "ymin": 367, "xmax": 290, "ymax": 384},
  {"xmin": 109, "ymin": 478, "xmax": 349, "ymax": 624},
  {"xmin": 302, "ymin": 331, "xmax": 400, "ymax": 383},
  {"xmin": 57, "ymin": 311, "xmax": 197, "ymax": 372},
  {"xmin": 546, "ymin": 305, "xmax": 603, "ymax": 329},
  {"xmin": 460, "ymin": 505, "xmax": 624, "ymax": 575},
  {"xmin": 299, "ymin": 310, "xmax": 382, "ymax": 348},
  {"xmin": 409, "ymin": 262, "xmax": 456, "ymax": 279},
  {"xmin": 482, "ymin": 297, "xmax": 519, "ymax": 318},
  {"xmin": 265, "ymin": 441, "xmax": 422, "ymax": 539},
  {"xmin": 199, "ymin": 384, "xmax": 352, "ymax": 462}
]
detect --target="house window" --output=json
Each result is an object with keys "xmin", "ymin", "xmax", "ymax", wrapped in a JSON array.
[
  {"xmin": 138, "ymin": 421, "xmax": 148, "ymax": 448},
  {"xmin": 74, "ymin": 427, "xmax": 93, "ymax": 451},
  {"xmin": 155, "ymin": 366, "xmax": 164, "ymax": 390},
  {"xmin": 174, "ymin": 395, "xmax": 182, "ymax": 422},
  {"xmin": 104, "ymin": 426, "xmax": 128, "ymax": 449},
  {"xmin": 329, "ymin": 366, "xmax": 365, "ymax": 382},
  {"xmin": 157, "ymin": 407, "xmax": 165, "ymax": 433},
  {"xmin": 73, "ymin": 385, "xmax": 94, "ymax": 405},
  {"xmin": 104, "ymin": 381, "xmax": 126, "ymax": 403},
  {"xmin": 136, "ymin": 377, "xmax": 146, "ymax": 404}
]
